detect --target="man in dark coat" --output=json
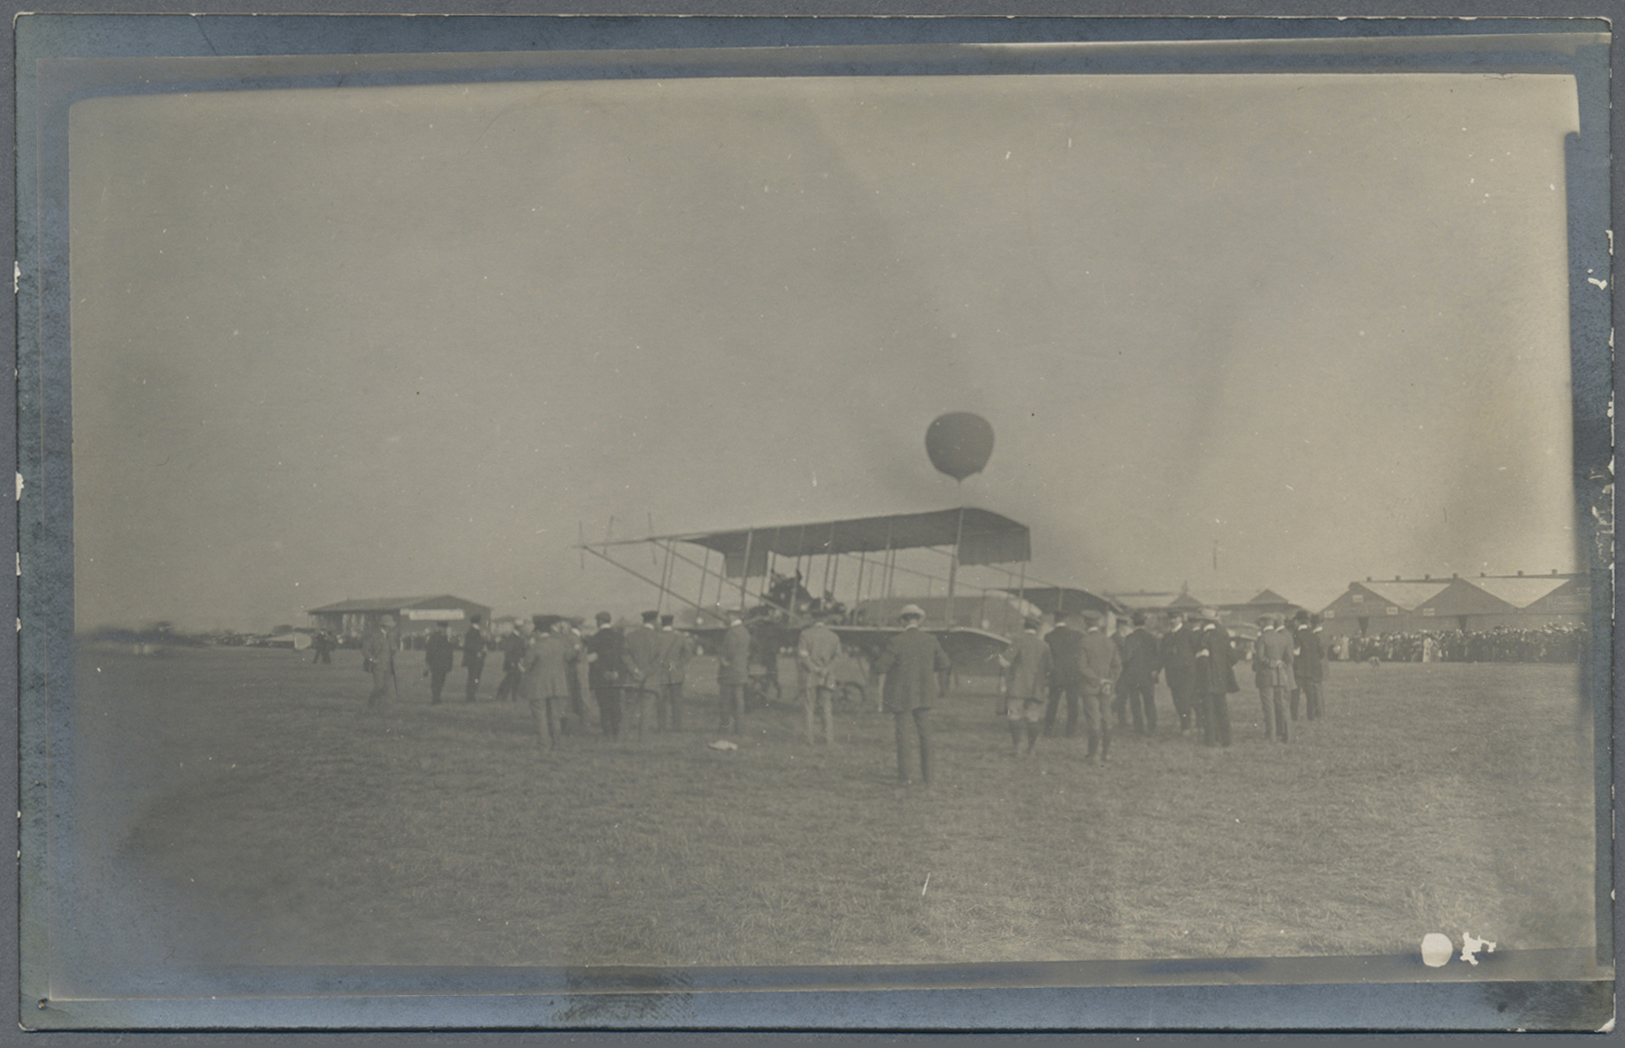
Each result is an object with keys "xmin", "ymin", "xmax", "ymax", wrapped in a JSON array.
[
  {"xmin": 1118, "ymin": 612, "xmax": 1160, "ymax": 735},
  {"xmin": 1042, "ymin": 611, "xmax": 1086, "ymax": 737},
  {"xmin": 424, "ymin": 622, "xmax": 456, "ymax": 705},
  {"xmin": 874, "ymin": 604, "xmax": 950, "ymax": 786},
  {"xmin": 1294, "ymin": 611, "xmax": 1325, "ymax": 720},
  {"xmin": 462, "ymin": 615, "xmax": 487, "ymax": 703},
  {"xmin": 1193, "ymin": 610, "xmax": 1240, "ymax": 747},
  {"xmin": 585, "ymin": 611, "xmax": 626, "ymax": 739},
  {"xmin": 1158, "ymin": 611, "xmax": 1199, "ymax": 733},
  {"xmin": 492, "ymin": 622, "xmax": 526, "ymax": 703}
]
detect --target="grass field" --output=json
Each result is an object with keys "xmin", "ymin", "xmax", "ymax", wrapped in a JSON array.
[{"xmin": 59, "ymin": 644, "xmax": 1597, "ymax": 976}]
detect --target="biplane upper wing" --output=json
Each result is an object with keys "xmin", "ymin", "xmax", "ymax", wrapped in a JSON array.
[{"xmin": 614, "ymin": 506, "xmax": 1030, "ymax": 576}]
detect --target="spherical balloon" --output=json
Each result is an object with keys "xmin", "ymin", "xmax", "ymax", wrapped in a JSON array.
[{"xmin": 925, "ymin": 413, "xmax": 994, "ymax": 481}]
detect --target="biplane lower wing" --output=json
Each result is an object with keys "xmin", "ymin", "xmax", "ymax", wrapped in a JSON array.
[{"xmin": 830, "ymin": 625, "xmax": 1008, "ymax": 671}]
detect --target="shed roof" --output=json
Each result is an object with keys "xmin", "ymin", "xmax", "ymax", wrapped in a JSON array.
[
  {"xmin": 1353, "ymin": 581, "xmax": 1450, "ymax": 610},
  {"xmin": 1469, "ymin": 576, "xmax": 1572, "ymax": 609}
]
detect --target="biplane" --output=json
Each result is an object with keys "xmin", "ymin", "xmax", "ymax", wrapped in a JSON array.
[
  {"xmin": 577, "ymin": 507, "xmax": 1073, "ymax": 700},
  {"xmin": 577, "ymin": 507, "xmax": 1133, "ymax": 709}
]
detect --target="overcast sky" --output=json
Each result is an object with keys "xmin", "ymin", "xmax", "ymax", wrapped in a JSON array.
[{"xmin": 68, "ymin": 71, "xmax": 1581, "ymax": 632}]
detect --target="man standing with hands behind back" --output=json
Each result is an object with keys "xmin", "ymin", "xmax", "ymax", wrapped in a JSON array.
[
  {"xmin": 1078, "ymin": 611, "xmax": 1122, "ymax": 763},
  {"xmin": 874, "ymin": 604, "xmax": 950, "ymax": 787},
  {"xmin": 1042, "ymin": 611, "xmax": 1085, "ymax": 738}
]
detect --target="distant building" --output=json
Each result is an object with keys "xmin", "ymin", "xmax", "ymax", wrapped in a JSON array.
[
  {"xmin": 1319, "ymin": 573, "xmax": 1588, "ymax": 635},
  {"xmin": 1107, "ymin": 585, "xmax": 1305, "ymax": 628},
  {"xmin": 307, "ymin": 595, "xmax": 493, "ymax": 640},
  {"xmin": 1468, "ymin": 572, "xmax": 1590, "ymax": 629}
]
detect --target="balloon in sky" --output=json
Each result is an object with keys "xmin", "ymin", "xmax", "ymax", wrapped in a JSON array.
[{"xmin": 925, "ymin": 412, "xmax": 995, "ymax": 482}]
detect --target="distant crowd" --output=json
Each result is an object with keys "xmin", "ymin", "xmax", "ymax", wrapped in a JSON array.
[{"xmin": 1333, "ymin": 626, "xmax": 1586, "ymax": 665}]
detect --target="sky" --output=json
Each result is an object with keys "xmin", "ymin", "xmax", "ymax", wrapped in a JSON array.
[{"xmin": 67, "ymin": 71, "xmax": 1583, "ymax": 632}]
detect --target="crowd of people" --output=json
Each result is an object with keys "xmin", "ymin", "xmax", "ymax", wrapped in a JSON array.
[
  {"xmin": 341, "ymin": 602, "xmax": 1577, "ymax": 786},
  {"xmin": 356, "ymin": 610, "xmax": 705, "ymax": 747},
  {"xmin": 1334, "ymin": 626, "xmax": 1585, "ymax": 664}
]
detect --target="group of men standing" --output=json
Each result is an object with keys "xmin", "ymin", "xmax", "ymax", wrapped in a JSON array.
[
  {"xmin": 351, "ymin": 600, "xmax": 1331, "ymax": 780},
  {"xmin": 999, "ymin": 606, "xmax": 1329, "ymax": 756},
  {"xmin": 998, "ymin": 610, "xmax": 1123, "ymax": 762},
  {"xmin": 356, "ymin": 611, "xmax": 700, "ymax": 751}
]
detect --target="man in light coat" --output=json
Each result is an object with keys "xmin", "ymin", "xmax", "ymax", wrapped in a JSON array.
[
  {"xmin": 1258, "ymin": 615, "xmax": 1297, "ymax": 743},
  {"xmin": 621, "ymin": 610, "xmax": 663, "ymax": 739},
  {"xmin": 653, "ymin": 614, "xmax": 695, "ymax": 732},
  {"xmin": 361, "ymin": 615, "xmax": 399, "ymax": 709},
  {"xmin": 461, "ymin": 615, "xmax": 487, "ymax": 703},
  {"xmin": 1078, "ymin": 611, "xmax": 1123, "ymax": 763},
  {"xmin": 717, "ymin": 613, "xmax": 752, "ymax": 736},
  {"xmin": 998, "ymin": 618, "xmax": 1052, "ymax": 756},
  {"xmin": 874, "ymin": 604, "xmax": 951, "ymax": 786},
  {"xmin": 797, "ymin": 614, "xmax": 843, "ymax": 745},
  {"xmin": 526, "ymin": 619, "xmax": 581, "ymax": 751}
]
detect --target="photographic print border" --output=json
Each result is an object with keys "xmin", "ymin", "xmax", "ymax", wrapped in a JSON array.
[{"xmin": 12, "ymin": 11, "xmax": 1617, "ymax": 1033}]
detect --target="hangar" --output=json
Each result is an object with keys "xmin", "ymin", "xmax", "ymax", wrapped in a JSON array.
[{"xmin": 306, "ymin": 595, "xmax": 493, "ymax": 641}]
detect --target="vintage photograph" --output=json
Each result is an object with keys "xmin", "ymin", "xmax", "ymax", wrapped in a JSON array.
[{"xmin": 17, "ymin": 15, "xmax": 1614, "ymax": 1031}]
